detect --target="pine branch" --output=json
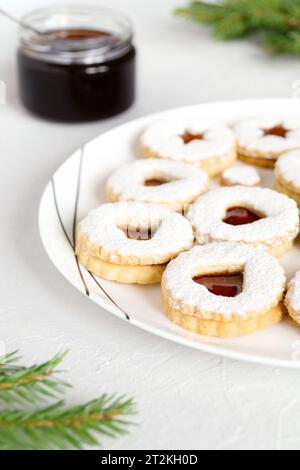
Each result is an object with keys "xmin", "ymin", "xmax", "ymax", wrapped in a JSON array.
[
  {"xmin": 0, "ymin": 396, "xmax": 135, "ymax": 450},
  {"xmin": 176, "ymin": 2, "xmax": 226, "ymax": 24},
  {"xmin": 0, "ymin": 351, "xmax": 136, "ymax": 449},
  {"xmin": 175, "ymin": 0, "xmax": 300, "ymax": 54},
  {"xmin": 0, "ymin": 351, "xmax": 21, "ymax": 367},
  {"xmin": 265, "ymin": 30, "xmax": 300, "ymax": 55},
  {"xmin": 0, "ymin": 351, "xmax": 68, "ymax": 405}
]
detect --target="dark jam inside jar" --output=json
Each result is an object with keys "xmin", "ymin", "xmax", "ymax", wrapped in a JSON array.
[
  {"xmin": 47, "ymin": 29, "xmax": 110, "ymax": 40},
  {"xmin": 17, "ymin": 6, "xmax": 136, "ymax": 122}
]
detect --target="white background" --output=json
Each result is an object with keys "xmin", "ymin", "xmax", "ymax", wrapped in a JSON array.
[{"xmin": 1, "ymin": 0, "xmax": 300, "ymax": 450}]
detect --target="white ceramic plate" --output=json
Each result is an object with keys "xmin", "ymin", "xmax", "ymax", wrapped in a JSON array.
[{"xmin": 39, "ymin": 99, "xmax": 300, "ymax": 369}]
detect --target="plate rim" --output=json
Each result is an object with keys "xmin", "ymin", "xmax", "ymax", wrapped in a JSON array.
[{"xmin": 39, "ymin": 98, "xmax": 300, "ymax": 370}]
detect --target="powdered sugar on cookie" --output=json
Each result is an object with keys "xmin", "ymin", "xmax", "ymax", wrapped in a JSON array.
[
  {"xmin": 141, "ymin": 118, "xmax": 236, "ymax": 163},
  {"xmin": 222, "ymin": 164, "xmax": 261, "ymax": 186},
  {"xmin": 162, "ymin": 242, "xmax": 286, "ymax": 319},
  {"xmin": 285, "ymin": 271, "xmax": 300, "ymax": 324},
  {"xmin": 275, "ymin": 150, "xmax": 300, "ymax": 189},
  {"xmin": 235, "ymin": 116, "xmax": 300, "ymax": 158},
  {"xmin": 78, "ymin": 202, "xmax": 194, "ymax": 265},
  {"xmin": 107, "ymin": 158, "xmax": 209, "ymax": 207},
  {"xmin": 187, "ymin": 186, "xmax": 299, "ymax": 251}
]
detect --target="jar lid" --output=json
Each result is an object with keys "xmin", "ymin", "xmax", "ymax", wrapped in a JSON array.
[{"xmin": 19, "ymin": 4, "xmax": 134, "ymax": 65}]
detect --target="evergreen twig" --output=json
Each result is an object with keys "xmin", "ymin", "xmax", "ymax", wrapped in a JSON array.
[
  {"xmin": 175, "ymin": 0, "xmax": 300, "ymax": 55},
  {"xmin": 0, "ymin": 351, "xmax": 68, "ymax": 405},
  {"xmin": 0, "ymin": 351, "xmax": 136, "ymax": 449},
  {"xmin": 0, "ymin": 396, "xmax": 135, "ymax": 450}
]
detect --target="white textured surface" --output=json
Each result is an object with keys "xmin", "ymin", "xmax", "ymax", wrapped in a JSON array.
[{"xmin": 2, "ymin": 0, "xmax": 300, "ymax": 451}]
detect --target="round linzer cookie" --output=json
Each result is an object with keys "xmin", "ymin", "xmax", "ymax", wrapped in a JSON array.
[
  {"xmin": 235, "ymin": 116, "xmax": 300, "ymax": 168},
  {"xmin": 187, "ymin": 186, "xmax": 299, "ymax": 257},
  {"xmin": 76, "ymin": 202, "xmax": 194, "ymax": 285},
  {"xmin": 275, "ymin": 150, "xmax": 300, "ymax": 207},
  {"xmin": 107, "ymin": 158, "xmax": 209, "ymax": 212},
  {"xmin": 162, "ymin": 242, "xmax": 286, "ymax": 338},
  {"xmin": 221, "ymin": 164, "xmax": 261, "ymax": 187},
  {"xmin": 285, "ymin": 272, "xmax": 300, "ymax": 325},
  {"xmin": 141, "ymin": 119, "xmax": 237, "ymax": 177}
]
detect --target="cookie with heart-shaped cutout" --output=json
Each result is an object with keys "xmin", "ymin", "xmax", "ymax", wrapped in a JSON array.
[
  {"xmin": 76, "ymin": 202, "xmax": 194, "ymax": 284},
  {"xmin": 187, "ymin": 186, "xmax": 299, "ymax": 257},
  {"xmin": 162, "ymin": 242, "xmax": 286, "ymax": 337}
]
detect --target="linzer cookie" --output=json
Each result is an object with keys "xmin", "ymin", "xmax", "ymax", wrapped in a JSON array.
[
  {"xmin": 221, "ymin": 164, "xmax": 261, "ymax": 187},
  {"xmin": 275, "ymin": 150, "xmax": 300, "ymax": 207},
  {"xmin": 162, "ymin": 242, "xmax": 286, "ymax": 337},
  {"xmin": 76, "ymin": 202, "xmax": 194, "ymax": 284},
  {"xmin": 107, "ymin": 158, "xmax": 209, "ymax": 212},
  {"xmin": 187, "ymin": 186, "xmax": 299, "ymax": 257},
  {"xmin": 141, "ymin": 119, "xmax": 237, "ymax": 176},
  {"xmin": 285, "ymin": 272, "xmax": 300, "ymax": 325},
  {"xmin": 234, "ymin": 116, "xmax": 300, "ymax": 168}
]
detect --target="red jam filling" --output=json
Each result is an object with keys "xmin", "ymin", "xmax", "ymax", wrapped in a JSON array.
[
  {"xmin": 223, "ymin": 207, "xmax": 262, "ymax": 226},
  {"xmin": 262, "ymin": 124, "xmax": 288, "ymax": 138},
  {"xmin": 193, "ymin": 272, "xmax": 243, "ymax": 298},
  {"xmin": 120, "ymin": 225, "xmax": 155, "ymax": 241},
  {"xmin": 144, "ymin": 178, "xmax": 167, "ymax": 187},
  {"xmin": 180, "ymin": 130, "xmax": 204, "ymax": 144}
]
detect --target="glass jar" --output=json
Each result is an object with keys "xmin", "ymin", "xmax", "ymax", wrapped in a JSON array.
[{"xmin": 17, "ymin": 5, "xmax": 136, "ymax": 122}]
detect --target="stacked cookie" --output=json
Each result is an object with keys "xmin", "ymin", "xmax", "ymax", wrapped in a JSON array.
[
  {"xmin": 275, "ymin": 150, "xmax": 300, "ymax": 206},
  {"xmin": 235, "ymin": 116, "xmax": 300, "ymax": 168},
  {"xmin": 76, "ymin": 114, "xmax": 300, "ymax": 338},
  {"xmin": 76, "ymin": 202, "xmax": 194, "ymax": 285}
]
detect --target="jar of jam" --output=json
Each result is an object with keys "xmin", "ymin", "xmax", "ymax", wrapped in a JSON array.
[{"xmin": 17, "ymin": 5, "xmax": 136, "ymax": 122}]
